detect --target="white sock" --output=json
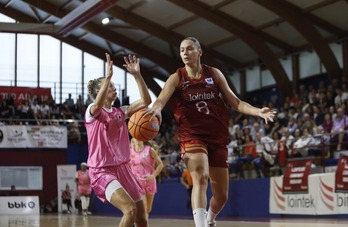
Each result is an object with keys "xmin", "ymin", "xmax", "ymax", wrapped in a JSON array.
[
  {"xmin": 193, "ymin": 208, "xmax": 208, "ymax": 227},
  {"xmin": 86, "ymin": 197, "xmax": 90, "ymax": 209},
  {"xmin": 207, "ymin": 207, "xmax": 218, "ymax": 223},
  {"xmin": 81, "ymin": 196, "xmax": 87, "ymax": 210}
]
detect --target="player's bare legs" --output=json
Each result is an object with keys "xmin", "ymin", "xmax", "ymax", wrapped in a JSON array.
[
  {"xmin": 144, "ymin": 194, "xmax": 155, "ymax": 218},
  {"xmin": 109, "ymin": 188, "xmax": 147, "ymax": 227},
  {"xmin": 207, "ymin": 167, "xmax": 229, "ymax": 225},
  {"xmin": 135, "ymin": 199, "xmax": 148, "ymax": 227},
  {"xmin": 186, "ymin": 152, "xmax": 209, "ymax": 227}
]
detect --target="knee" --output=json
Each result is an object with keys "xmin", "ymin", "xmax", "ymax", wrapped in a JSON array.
[
  {"xmin": 214, "ymin": 192, "xmax": 228, "ymax": 205},
  {"xmin": 123, "ymin": 203, "xmax": 137, "ymax": 219},
  {"xmin": 192, "ymin": 171, "xmax": 209, "ymax": 187}
]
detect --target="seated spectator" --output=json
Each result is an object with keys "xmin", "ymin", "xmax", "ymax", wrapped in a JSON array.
[
  {"xmin": 330, "ymin": 107, "xmax": 348, "ymax": 152},
  {"xmin": 322, "ymin": 113, "xmax": 333, "ymax": 134},
  {"xmin": 229, "ymin": 146, "xmax": 244, "ymax": 179},
  {"xmin": 40, "ymin": 100, "xmax": 51, "ymax": 119},
  {"xmin": 61, "ymin": 184, "xmax": 72, "ymax": 214},
  {"xmin": 281, "ymin": 127, "xmax": 295, "ymax": 153},
  {"xmin": 0, "ymin": 100, "xmax": 10, "ymax": 119},
  {"xmin": 287, "ymin": 117, "xmax": 297, "ymax": 136},
  {"xmin": 17, "ymin": 100, "xmax": 30, "ymax": 119},
  {"xmin": 309, "ymin": 125, "xmax": 330, "ymax": 157},
  {"xmin": 334, "ymin": 87, "xmax": 348, "ymax": 109},
  {"xmin": 292, "ymin": 127, "xmax": 315, "ymax": 157},
  {"xmin": 61, "ymin": 104, "xmax": 73, "ymax": 119},
  {"xmin": 313, "ymin": 105, "xmax": 325, "ymax": 127},
  {"xmin": 29, "ymin": 99, "xmax": 41, "ymax": 124},
  {"xmin": 263, "ymin": 131, "xmax": 283, "ymax": 177},
  {"xmin": 253, "ymin": 132, "xmax": 274, "ymax": 178},
  {"xmin": 242, "ymin": 135, "xmax": 257, "ymax": 172},
  {"xmin": 229, "ymin": 137, "xmax": 245, "ymax": 179},
  {"xmin": 50, "ymin": 101, "xmax": 61, "ymax": 119},
  {"xmin": 250, "ymin": 121, "xmax": 265, "ymax": 141},
  {"xmin": 301, "ymin": 112, "xmax": 315, "ymax": 134}
]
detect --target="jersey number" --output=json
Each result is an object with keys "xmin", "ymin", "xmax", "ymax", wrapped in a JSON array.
[{"xmin": 196, "ymin": 101, "xmax": 210, "ymax": 115}]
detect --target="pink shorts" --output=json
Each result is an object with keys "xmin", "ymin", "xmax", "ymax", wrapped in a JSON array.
[
  {"xmin": 89, "ymin": 162, "xmax": 145, "ymax": 203},
  {"xmin": 137, "ymin": 178, "xmax": 157, "ymax": 195},
  {"xmin": 77, "ymin": 185, "xmax": 91, "ymax": 196}
]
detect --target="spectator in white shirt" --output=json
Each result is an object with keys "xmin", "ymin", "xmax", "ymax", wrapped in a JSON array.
[{"xmin": 293, "ymin": 127, "xmax": 315, "ymax": 157}]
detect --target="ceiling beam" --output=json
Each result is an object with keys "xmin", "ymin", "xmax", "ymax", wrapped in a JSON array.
[
  {"xmin": 0, "ymin": 3, "xmax": 164, "ymax": 96},
  {"xmin": 83, "ymin": 23, "xmax": 179, "ymax": 73},
  {"xmin": 106, "ymin": 5, "xmax": 244, "ymax": 69},
  {"xmin": 253, "ymin": 0, "xmax": 342, "ymax": 81},
  {"xmin": 22, "ymin": 0, "xmax": 179, "ymax": 76},
  {"xmin": 169, "ymin": 0, "xmax": 291, "ymax": 98},
  {"xmin": 106, "ymin": 5, "xmax": 239, "ymax": 92},
  {"xmin": 54, "ymin": 0, "xmax": 119, "ymax": 36},
  {"xmin": 0, "ymin": 1, "xmax": 173, "ymax": 120},
  {"xmin": 0, "ymin": 22, "xmax": 57, "ymax": 34},
  {"xmin": 208, "ymin": 1, "xmax": 295, "ymax": 52}
]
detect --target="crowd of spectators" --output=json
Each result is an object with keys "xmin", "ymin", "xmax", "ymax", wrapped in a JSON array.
[
  {"xmin": 1, "ymin": 77, "xmax": 348, "ymax": 180},
  {"xmin": 226, "ymin": 78, "xmax": 348, "ymax": 179}
]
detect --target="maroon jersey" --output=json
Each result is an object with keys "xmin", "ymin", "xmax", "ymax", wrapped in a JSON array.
[{"xmin": 170, "ymin": 65, "xmax": 229, "ymax": 145}]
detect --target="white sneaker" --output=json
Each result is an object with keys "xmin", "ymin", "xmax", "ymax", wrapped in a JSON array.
[{"xmin": 208, "ymin": 221, "xmax": 216, "ymax": 227}]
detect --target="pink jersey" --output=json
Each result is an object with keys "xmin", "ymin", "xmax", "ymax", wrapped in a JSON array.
[
  {"xmin": 85, "ymin": 104, "xmax": 131, "ymax": 168},
  {"xmin": 76, "ymin": 170, "xmax": 91, "ymax": 195},
  {"xmin": 170, "ymin": 65, "xmax": 229, "ymax": 145},
  {"xmin": 130, "ymin": 145, "xmax": 155, "ymax": 179}
]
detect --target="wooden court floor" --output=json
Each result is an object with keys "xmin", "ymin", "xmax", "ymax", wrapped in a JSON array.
[{"xmin": 1, "ymin": 213, "xmax": 348, "ymax": 227}]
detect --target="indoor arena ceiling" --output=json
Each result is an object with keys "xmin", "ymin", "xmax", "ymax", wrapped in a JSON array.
[{"xmin": 0, "ymin": 0, "xmax": 348, "ymax": 99}]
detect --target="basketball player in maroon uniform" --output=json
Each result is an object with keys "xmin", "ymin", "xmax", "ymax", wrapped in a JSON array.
[{"xmin": 146, "ymin": 37, "xmax": 276, "ymax": 227}]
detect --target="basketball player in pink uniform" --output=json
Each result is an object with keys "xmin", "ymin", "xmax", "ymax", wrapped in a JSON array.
[
  {"xmin": 85, "ymin": 53, "xmax": 151, "ymax": 227},
  {"xmin": 129, "ymin": 138, "xmax": 164, "ymax": 220},
  {"xmin": 75, "ymin": 162, "xmax": 91, "ymax": 216},
  {"xmin": 145, "ymin": 37, "xmax": 276, "ymax": 227}
]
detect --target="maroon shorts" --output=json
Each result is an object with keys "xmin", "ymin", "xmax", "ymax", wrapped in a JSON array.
[{"xmin": 180, "ymin": 139, "xmax": 228, "ymax": 168}]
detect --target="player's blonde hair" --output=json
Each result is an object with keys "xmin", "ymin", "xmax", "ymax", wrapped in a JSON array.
[
  {"xmin": 182, "ymin": 37, "xmax": 201, "ymax": 50},
  {"xmin": 87, "ymin": 77, "xmax": 104, "ymax": 100}
]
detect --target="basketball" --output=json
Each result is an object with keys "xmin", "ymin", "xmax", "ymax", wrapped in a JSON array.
[{"xmin": 128, "ymin": 109, "xmax": 160, "ymax": 142}]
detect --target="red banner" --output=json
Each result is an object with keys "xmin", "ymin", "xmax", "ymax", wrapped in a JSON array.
[
  {"xmin": 283, "ymin": 159, "xmax": 313, "ymax": 194},
  {"xmin": 335, "ymin": 155, "xmax": 348, "ymax": 193},
  {"xmin": 0, "ymin": 86, "xmax": 51, "ymax": 105}
]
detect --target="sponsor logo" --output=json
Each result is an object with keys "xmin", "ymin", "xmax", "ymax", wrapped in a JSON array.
[
  {"xmin": 287, "ymin": 195, "xmax": 315, "ymax": 208},
  {"xmin": 205, "ymin": 77, "xmax": 214, "ymax": 85},
  {"xmin": 8, "ymin": 201, "xmax": 36, "ymax": 209},
  {"xmin": 319, "ymin": 177, "xmax": 334, "ymax": 210},
  {"xmin": 189, "ymin": 91, "xmax": 215, "ymax": 101},
  {"xmin": 272, "ymin": 178, "xmax": 285, "ymax": 210},
  {"xmin": 8, "ymin": 129, "xmax": 26, "ymax": 143}
]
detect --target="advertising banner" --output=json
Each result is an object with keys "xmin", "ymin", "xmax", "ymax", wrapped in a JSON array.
[
  {"xmin": 0, "ymin": 196, "xmax": 40, "ymax": 215},
  {"xmin": 57, "ymin": 165, "xmax": 76, "ymax": 213},
  {"xmin": 0, "ymin": 125, "xmax": 67, "ymax": 148},
  {"xmin": 270, "ymin": 173, "xmax": 348, "ymax": 215},
  {"xmin": 335, "ymin": 155, "xmax": 348, "ymax": 193},
  {"xmin": 0, "ymin": 86, "xmax": 51, "ymax": 106},
  {"xmin": 282, "ymin": 159, "xmax": 313, "ymax": 194},
  {"xmin": 270, "ymin": 176, "xmax": 316, "ymax": 214}
]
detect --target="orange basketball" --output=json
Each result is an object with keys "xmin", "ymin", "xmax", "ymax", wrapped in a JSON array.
[{"xmin": 128, "ymin": 109, "xmax": 160, "ymax": 142}]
